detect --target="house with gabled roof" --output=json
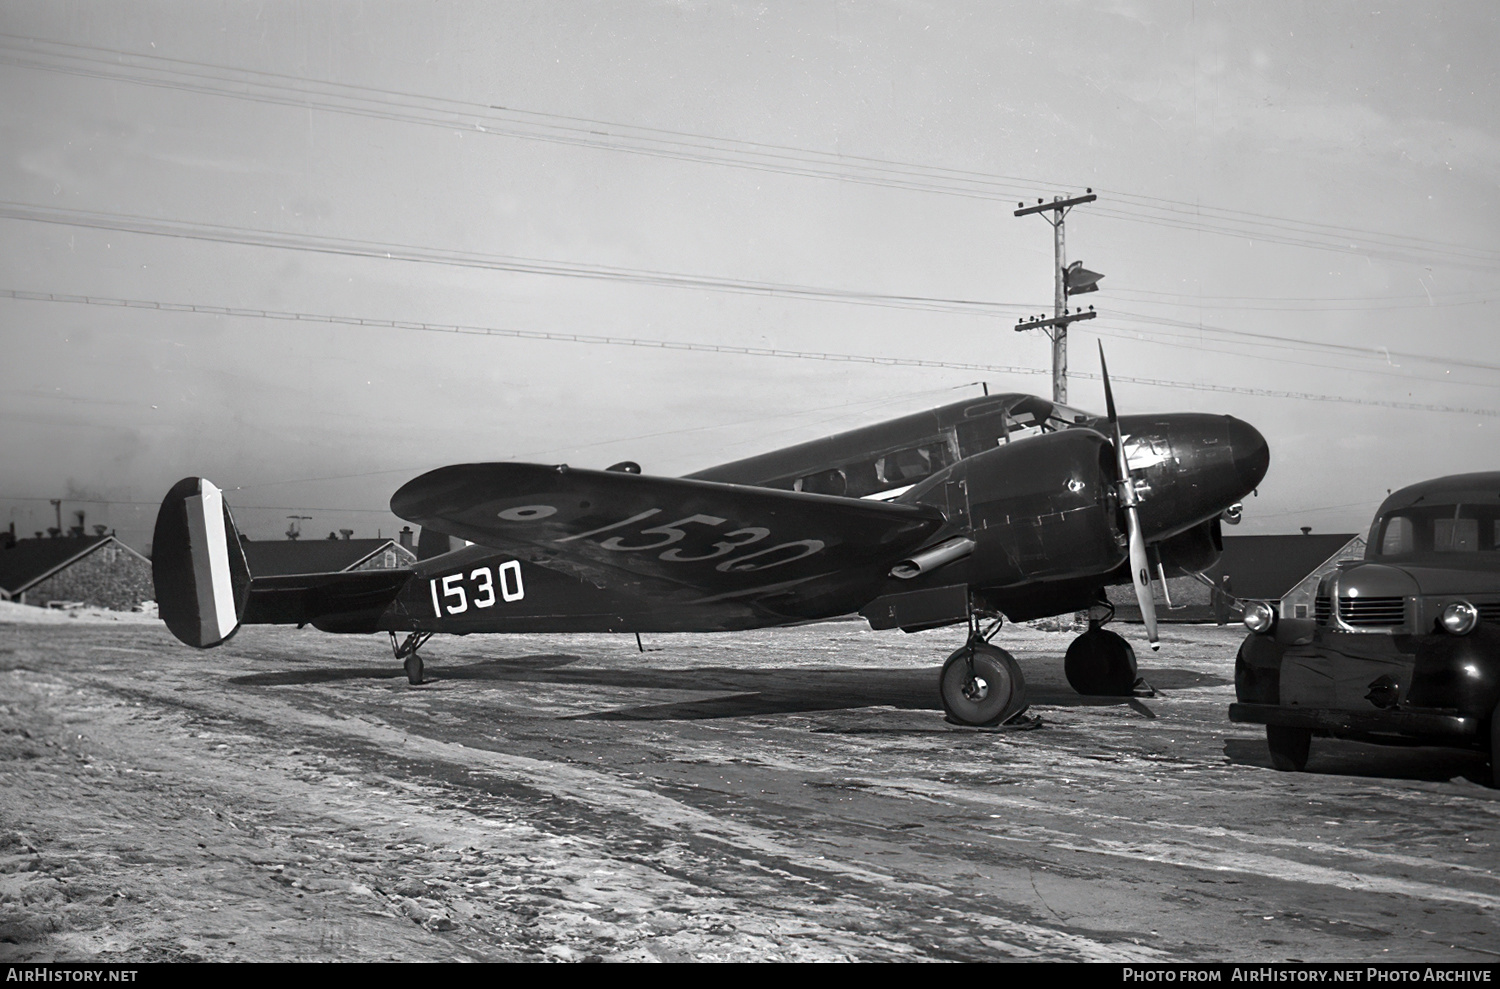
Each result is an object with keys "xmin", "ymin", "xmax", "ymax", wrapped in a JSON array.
[
  {"xmin": 0, "ymin": 534, "xmax": 154, "ymax": 610},
  {"xmin": 239, "ymin": 537, "xmax": 416, "ymax": 577},
  {"xmin": 1108, "ymin": 531, "xmax": 1366, "ymax": 623}
]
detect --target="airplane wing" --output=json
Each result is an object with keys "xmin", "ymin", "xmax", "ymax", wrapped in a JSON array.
[{"xmin": 390, "ymin": 463, "xmax": 947, "ymax": 619}]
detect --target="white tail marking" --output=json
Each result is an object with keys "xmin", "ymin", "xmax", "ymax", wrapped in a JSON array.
[{"xmin": 184, "ymin": 481, "xmax": 237, "ymax": 643}]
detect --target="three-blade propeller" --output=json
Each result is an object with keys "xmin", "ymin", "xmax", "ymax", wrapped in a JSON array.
[{"xmin": 1098, "ymin": 343, "xmax": 1160, "ymax": 652}]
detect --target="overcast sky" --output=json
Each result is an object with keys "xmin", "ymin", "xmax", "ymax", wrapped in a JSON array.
[{"xmin": 2, "ymin": 0, "xmax": 1497, "ymax": 552}]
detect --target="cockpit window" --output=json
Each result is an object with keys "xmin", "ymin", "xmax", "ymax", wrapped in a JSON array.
[{"xmin": 1373, "ymin": 504, "xmax": 1500, "ymax": 557}]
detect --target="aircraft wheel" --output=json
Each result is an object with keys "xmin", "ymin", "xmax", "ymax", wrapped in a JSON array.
[
  {"xmin": 404, "ymin": 653, "xmax": 424, "ymax": 686},
  {"xmin": 940, "ymin": 642, "xmax": 1028, "ymax": 727},
  {"xmin": 1266, "ymin": 725, "xmax": 1311, "ymax": 772},
  {"xmin": 1063, "ymin": 627, "xmax": 1138, "ymax": 696}
]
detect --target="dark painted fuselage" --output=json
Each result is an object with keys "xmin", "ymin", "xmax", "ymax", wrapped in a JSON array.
[{"xmin": 351, "ymin": 393, "xmax": 1267, "ymax": 635}]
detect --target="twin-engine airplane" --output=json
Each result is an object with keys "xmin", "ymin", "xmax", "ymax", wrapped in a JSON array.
[{"xmin": 152, "ymin": 353, "xmax": 1268, "ymax": 726}]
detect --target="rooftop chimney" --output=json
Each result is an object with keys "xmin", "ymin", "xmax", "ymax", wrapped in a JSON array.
[
  {"xmin": 1300, "ymin": 526, "xmax": 1312, "ymax": 536},
  {"xmin": 339, "ymin": 529, "xmax": 354, "ymax": 540},
  {"xmin": 399, "ymin": 526, "xmax": 414, "ymax": 549}
]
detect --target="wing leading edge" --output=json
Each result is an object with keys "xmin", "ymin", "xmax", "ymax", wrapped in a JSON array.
[{"xmin": 390, "ymin": 463, "xmax": 947, "ymax": 622}]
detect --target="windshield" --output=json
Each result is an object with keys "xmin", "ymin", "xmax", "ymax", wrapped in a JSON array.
[{"xmin": 1371, "ymin": 503, "xmax": 1500, "ymax": 558}]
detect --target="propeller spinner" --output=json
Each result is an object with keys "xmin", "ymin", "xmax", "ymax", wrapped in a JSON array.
[{"xmin": 1098, "ymin": 343, "xmax": 1160, "ymax": 652}]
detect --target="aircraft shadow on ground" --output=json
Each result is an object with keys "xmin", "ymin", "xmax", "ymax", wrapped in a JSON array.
[
  {"xmin": 230, "ymin": 654, "xmax": 1202, "ymax": 722},
  {"xmin": 1222, "ymin": 735, "xmax": 1492, "ymax": 788}
]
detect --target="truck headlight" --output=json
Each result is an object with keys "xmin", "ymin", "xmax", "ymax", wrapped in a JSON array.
[
  {"xmin": 1243, "ymin": 600, "xmax": 1275, "ymax": 634},
  {"xmin": 1439, "ymin": 601, "xmax": 1479, "ymax": 636}
]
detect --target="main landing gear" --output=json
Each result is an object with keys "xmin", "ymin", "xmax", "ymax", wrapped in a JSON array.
[
  {"xmin": 1063, "ymin": 601, "xmax": 1155, "ymax": 697},
  {"xmin": 390, "ymin": 631, "xmax": 433, "ymax": 685},
  {"xmin": 939, "ymin": 614, "xmax": 1031, "ymax": 727}
]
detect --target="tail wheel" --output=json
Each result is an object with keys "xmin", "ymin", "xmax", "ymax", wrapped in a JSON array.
[
  {"xmin": 1064, "ymin": 627, "xmax": 1138, "ymax": 696},
  {"xmin": 1266, "ymin": 725, "xmax": 1311, "ymax": 772},
  {"xmin": 940, "ymin": 642, "xmax": 1028, "ymax": 727},
  {"xmin": 404, "ymin": 654, "xmax": 424, "ymax": 686}
]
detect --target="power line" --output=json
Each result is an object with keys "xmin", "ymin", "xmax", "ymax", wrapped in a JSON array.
[
  {"xmin": 4, "ymin": 33, "xmax": 1498, "ymax": 271},
  {"xmin": 0, "ymin": 200, "xmax": 1018, "ymax": 317},
  {"xmin": 1102, "ymin": 308, "xmax": 1500, "ymax": 381},
  {"xmin": 8, "ymin": 198, "xmax": 1490, "ymax": 382},
  {"xmin": 6, "ymin": 287, "xmax": 1498, "ymax": 417},
  {"xmin": 1108, "ymin": 286, "xmax": 1493, "ymax": 313}
]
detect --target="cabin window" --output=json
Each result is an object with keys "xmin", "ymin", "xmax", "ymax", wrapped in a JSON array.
[
  {"xmin": 957, "ymin": 417, "xmax": 1008, "ymax": 458},
  {"xmin": 1434, "ymin": 517, "xmax": 1479, "ymax": 553},
  {"xmin": 795, "ymin": 468, "xmax": 847, "ymax": 496},
  {"xmin": 1375, "ymin": 504, "xmax": 1500, "ymax": 557},
  {"xmin": 1379, "ymin": 516, "xmax": 1415, "ymax": 555},
  {"xmin": 875, "ymin": 443, "xmax": 950, "ymax": 486}
]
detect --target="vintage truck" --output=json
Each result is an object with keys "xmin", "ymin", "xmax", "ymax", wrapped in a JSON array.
[{"xmin": 1229, "ymin": 471, "xmax": 1500, "ymax": 786}]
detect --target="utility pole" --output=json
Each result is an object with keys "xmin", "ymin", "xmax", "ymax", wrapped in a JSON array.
[{"xmin": 1014, "ymin": 191, "xmax": 1103, "ymax": 404}]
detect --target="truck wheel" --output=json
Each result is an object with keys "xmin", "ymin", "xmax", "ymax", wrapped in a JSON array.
[
  {"xmin": 1266, "ymin": 725, "xmax": 1311, "ymax": 772},
  {"xmin": 1487, "ymin": 701, "xmax": 1500, "ymax": 790}
]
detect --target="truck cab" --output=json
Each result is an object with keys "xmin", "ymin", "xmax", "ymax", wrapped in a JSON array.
[{"xmin": 1229, "ymin": 471, "xmax": 1500, "ymax": 785}]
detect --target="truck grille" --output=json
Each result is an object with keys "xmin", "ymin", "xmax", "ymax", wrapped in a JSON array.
[
  {"xmin": 1480, "ymin": 602, "xmax": 1500, "ymax": 625},
  {"xmin": 1338, "ymin": 595, "xmax": 1405, "ymax": 628},
  {"xmin": 1314, "ymin": 595, "xmax": 1331, "ymax": 625}
]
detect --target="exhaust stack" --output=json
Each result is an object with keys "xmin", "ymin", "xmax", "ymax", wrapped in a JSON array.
[{"xmin": 890, "ymin": 536, "xmax": 976, "ymax": 580}]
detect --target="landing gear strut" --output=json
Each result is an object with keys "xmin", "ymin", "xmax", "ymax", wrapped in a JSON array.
[
  {"xmin": 1063, "ymin": 600, "xmax": 1155, "ymax": 697},
  {"xmin": 390, "ymin": 631, "xmax": 433, "ymax": 685},
  {"xmin": 939, "ymin": 613, "xmax": 1029, "ymax": 727}
]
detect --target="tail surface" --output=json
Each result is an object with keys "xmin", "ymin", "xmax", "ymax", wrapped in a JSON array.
[{"xmin": 152, "ymin": 477, "xmax": 252, "ymax": 648}]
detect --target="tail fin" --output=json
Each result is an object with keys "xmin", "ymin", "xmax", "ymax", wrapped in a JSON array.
[{"xmin": 152, "ymin": 478, "xmax": 252, "ymax": 648}]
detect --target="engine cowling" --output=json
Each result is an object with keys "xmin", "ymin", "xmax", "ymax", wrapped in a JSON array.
[{"xmin": 897, "ymin": 427, "xmax": 1126, "ymax": 591}]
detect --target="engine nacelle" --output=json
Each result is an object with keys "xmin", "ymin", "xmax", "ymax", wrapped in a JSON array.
[{"xmin": 898, "ymin": 428, "xmax": 1126, "ymax": 591}]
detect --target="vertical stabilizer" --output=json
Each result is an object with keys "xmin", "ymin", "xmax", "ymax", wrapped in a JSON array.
[{"xmin": 152, "ymin": 477, "xmax": 252, "ymax": 647}]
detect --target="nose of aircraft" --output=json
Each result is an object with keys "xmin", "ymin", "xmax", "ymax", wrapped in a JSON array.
[
  {"xmin": 1119, "ymin": 411, "xmax": 1271, "ymax": 539},
  {"xmin": 1225, "ymin": 416, "xmax": 1270, "ymax": 493}
]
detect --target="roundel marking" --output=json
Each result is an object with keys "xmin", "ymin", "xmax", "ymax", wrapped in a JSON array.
[{"xmin": 498, "ymin": 504, "xmax": 557, "ymax": 522}]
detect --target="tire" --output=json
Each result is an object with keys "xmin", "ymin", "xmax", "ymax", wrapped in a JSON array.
[
  {"xmin": 404, "ymin": 653, "xmax": 424, "ymax": 686},
  {"xmin": 940, "ymin": 642, "xmax": 1028, "ymax": 727},
  {"xmin": 1487, "ymin": 700, "xmax": 1500, "ymax": 790},
  {"xmin": 1064, "ymin": 627, "xmax": 1138, "ymax": 696},
  {"xmin": 1266, "ymin": 724, "xmax": 1311, "ymax": 772}
]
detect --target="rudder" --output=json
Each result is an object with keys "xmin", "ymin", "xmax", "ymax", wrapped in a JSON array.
[{"xmin": 152, "ymin": 477, "xmax": 252, "ymax": 648}]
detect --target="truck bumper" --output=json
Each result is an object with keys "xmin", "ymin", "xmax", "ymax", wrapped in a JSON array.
[{"xmin": 1228, "ymin": 702, "xmax": 1478, "ymax": 742}]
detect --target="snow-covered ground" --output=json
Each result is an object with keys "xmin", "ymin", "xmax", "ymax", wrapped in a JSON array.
[{"xmin": 0, "ymin": 600, "xmax": 162, "ymax": 625}]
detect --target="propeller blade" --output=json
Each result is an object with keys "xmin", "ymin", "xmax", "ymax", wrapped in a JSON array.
[
  {"xmin": 1098, "ymin": 343, "xmax": 1159, "ymax": 651},
  {"xmin": 1127, "ymin": 503, "xmax": 1159, "ymax": 650},
  {"xmin": 1098, "ymin": 342, "xmax": 1118, "ymax": 425}
]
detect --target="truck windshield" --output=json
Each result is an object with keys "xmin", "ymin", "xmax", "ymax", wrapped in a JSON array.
[{"xmin": 1373, "ymin": 504, "xmax": 1500, "ymax": 557}]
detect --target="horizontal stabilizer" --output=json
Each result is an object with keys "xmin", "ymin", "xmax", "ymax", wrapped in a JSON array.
[
  {"xmin": 152, "ymin": 477, "xmax": 252, "ymax": 648},
  {"xmin": 242, "ymin": 569, "xmax": 412, "ymax": 632}
]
